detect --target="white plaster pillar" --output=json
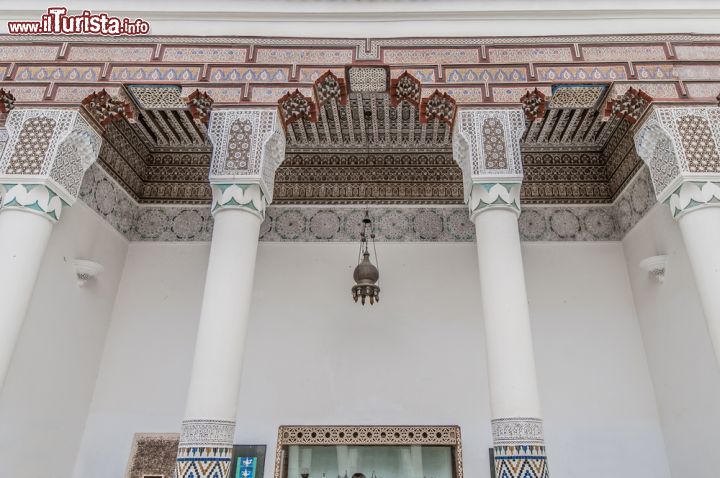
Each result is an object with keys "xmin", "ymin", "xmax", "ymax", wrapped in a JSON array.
[
  {"xmin": 0, "ymin": 107, "xmax": 101, "ymax": 391},
  {"xmin": 677, "ymin": 207, "xmax": 720, "ymax": 359},
  {"xmin": 635, "ymin": 105, "xmax": 720, "ymax": 369},
  {"xmin": 176, "ymin": 109, "xmax": 285, "ymax": 478},
  {"xmin": 0, "ymin": 207, "xmax": 53, "ymax": 387},
  {"xmin": 472, "ymin": 206, "xmax": 542, "ymax": 420},
  {"xmin": 453, "ymin": 108, "xmax": 548, "ymax": 478}
]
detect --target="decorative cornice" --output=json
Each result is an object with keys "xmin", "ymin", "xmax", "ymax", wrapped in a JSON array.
[
  {"xmin": 0, "ymin": 88, "xmax": 16, "ymax": 115},
  {"xmin": 521, "ymin": 88, "xmax": 547, "ymax": 121},
  {"xmin": 278, "ymin": 89, "xmax": 317, "ymax": 129},
  {"xmin": 420, "ymin": 90, "xmax": 457, "ymax": 127},
  {"xmin": 613, "ymin": 165, "xmax": 657, "ymax": 236},
  {"xmin": 3, "ymin": 33, "xmax": 720, "ymax": 49},
  {"xmin": 81, "ymin": 159, "xmax": 636, "ymax": 242},
  {"xmin": 469, "ymin": 182, "xmax": 522, "ymax": 220},
  {"xmin": 667, "ymin": 179, "xmax": 720, "ymax": 218},
  {"xmin": 210, "ymin": 183, "xmax": 266, "ymax": 218},
  {"xmin": 605, "ymin": 87, "xmax": 653, "ymax": 124},
  {"xmin": 0, "ymin": 182, "xmax": 65, "ymax": 222},
  {"xmin": 391, "ymin": 71, "xmax": 422, "ymax": 108},
  {"xmin": 79, "ymin": 161, "xmax": 621, "ymax": 242},
  {"xmin": 81, "ymin": 89, "xmax": 134, "ymax": 128},
  {"xmin": 313, "ymin": 70, "xmax": 347, "ymax": 107},
  {"xmin": 186, "ymin": 89, "xmax": 214, "ymax": 126}
]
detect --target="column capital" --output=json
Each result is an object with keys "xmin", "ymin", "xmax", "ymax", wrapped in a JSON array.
[
  {"xmin": 207, "ymin": 108, "xmax": 286, "ymax": 206},
  {"xmin": 469, "ymin": 181, "xmax": 522, "ymax": 221},
  {"xmin": 0, "ymin": 107, "xmax": 101, "ymax": 220},
  {"xmin": 453, "ymin": 108, "xmax": 525, "ymax": 189},
  {"xmin": 634, "ymin": 104, "xmax": 720, "ymax": 218},
  {"xmin": 452, "ymin": 107, "xmax": 525, "ymax": 217},
  {"xmin": 210, "ymin": 182, "xmax": 266, "ymax": 219},
  {"xmin": 0, "ymin": 183, "xmax": 64, "ymax": 222}
]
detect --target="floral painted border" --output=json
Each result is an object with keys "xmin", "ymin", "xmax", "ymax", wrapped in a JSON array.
[{"xmin": 78, "ymin": 162, "xmax": 654, "ymax": 242}]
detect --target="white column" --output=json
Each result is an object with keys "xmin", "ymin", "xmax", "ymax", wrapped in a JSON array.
[
  {"xmin": 453, "ymin": 108, "xmax": 548, "ymax": 478},
  {"xmin": 176, "ymin": 187, "xmax": 265, "ymax": 478},
  {"xmin": 0, "ymin": 107, "xmax": 101, "ymax": 392},
  {"xmin": 677, "ymin": 200, "xmax": 720, "ymax": 367},
  {"xmin": 184, "ymin": 208, "xmax": 262, "ymax": 419},
  {"xmin": 473, "ymin": 208, "xmax": 541, "ymax": 420},
  {"xmin": 469, "ymin": 185, "xmax": 547, "ymax": 478},
  {"xmin": 634, "ymin": 105, "xmax": 720, "ymax": 369},
  {"xmin": 0, "ymin": 207, "xmax": 53, "ymax": 388},
  {"xmin": 177, "ymin": 108, "xmax": 285, "ymax": 478}
]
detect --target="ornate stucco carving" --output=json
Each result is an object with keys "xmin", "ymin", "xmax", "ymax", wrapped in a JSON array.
[
  {"xmin": 634, "ymin": 105, "xmax": 720, "ymax": 217},
  {"xmin": 207, "ymin": 108, "xmax": 286, "ymax": 215},
  {"xmin": 0, "ymin": 108, "xmax": 101, "ymax": 220}
]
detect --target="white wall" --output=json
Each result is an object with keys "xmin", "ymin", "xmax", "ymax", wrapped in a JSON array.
[
  {"xmin": 72, "ymin": 242, "xmax": 211, "ymax": 478},
  {"xmin": 74, "ymin": 239, "xmax": 669, "ymax": 478},
  {"xmin": 623, "ymin": 204, "xmax": 720, "ymax": 478},
  {"xmin": 525, "ymin": 243, "xmax": 670, "ymax": 478},
  {"xmin": 0, "ymin": 202, "xmax": 128, "ymax": 478}
]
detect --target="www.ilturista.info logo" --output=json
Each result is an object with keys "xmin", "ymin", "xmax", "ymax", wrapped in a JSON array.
[{"xmin": 7, "ymin": 7, "xmax": 150, "ymax": 35}]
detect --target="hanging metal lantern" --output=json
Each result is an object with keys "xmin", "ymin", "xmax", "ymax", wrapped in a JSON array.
[{"xmin": 352, "ymin": 211, "xmax": 380, "ymax": 305}]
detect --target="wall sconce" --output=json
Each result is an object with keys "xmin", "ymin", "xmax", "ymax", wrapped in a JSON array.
[
  {"xmin": 73, "ymin": 259, "xmax": 104, "ymax": 287},
  {"xmin": 639, "ymin": 255, "xmax": 668, "ymax": 283}
]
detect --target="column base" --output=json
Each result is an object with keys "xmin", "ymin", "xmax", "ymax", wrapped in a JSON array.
[
  {"xmin": 492, "ymin": 418, "xmax": 548, "ymax": 478},
  {"xmin": 176, "ymin": 419, "xmax": 236, "ymax": 478},
  {"xmin": 494, "ymin": 445, "xmax": 548, "ymax": 478},
  {"xmin": 176, "ymin": 446, "xmax": 233, "ymax": 478}
]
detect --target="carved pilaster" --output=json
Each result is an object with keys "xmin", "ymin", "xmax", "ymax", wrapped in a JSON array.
[
  {"xmin": 634, "ymin": 105, "xmax": 720, "ymax": 218},
  {"xmin": 0, "ymin": 108, "xmax": 101, "ymax": 219},
  {"xmin": 452, "ymin": 108, "xmax": 525, "ymax": 217},
  {"xmin": 207, "ymin": 108, "xmax": 285, "ymax": 217}
]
